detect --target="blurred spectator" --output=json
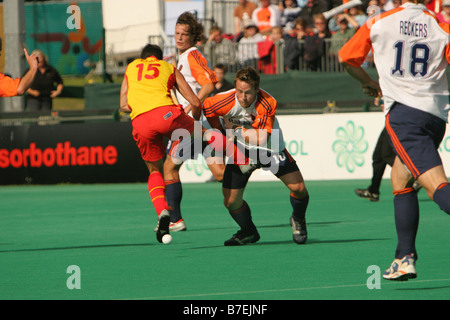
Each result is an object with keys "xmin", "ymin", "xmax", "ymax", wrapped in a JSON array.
[
  {"xmin": 279, "ymin": 0, "xmax": 303, "ymax": 33},
  {"xmin": 328, "ymin": 6, "xmax": 367, "ymax": 32},
  {"xmin": 392, "ymin": 0, "xmax": 401, "ymax": 8},
  {"xmin": 437, "ymin": 0, "xmax": 450, "ymax": 23},
  {"xmin": 234, "ymin": 0, "xmax": 258, "ymax": 38},
  {"xmin": 283, "ymin": 17, "xmax": 311, "ymax": 70},
  {"xmin": 25, "ymin": 49, "xmax": 63, "ymax": 111},
  {"xmin": 210, "ymin": 63, "xmax": 234, "ymax": 96},
  {"xmin": 204, "ymin": 26, "xmax": 236, "ymax": 71},
  {"xmin": 252, "ymin": 0, "xmax": 282, "ymax": 36},
  {"xmin": 298, "ymin": 0, "xmax": 329, "ymax": 29},
  {"xmin": 303, "ymin": 13, "xmax": 331, "ymax": 71},
  {"xmin": 238, "ymin": 21, "xmax": 265, "ymax": 67},
  {"xmin": 366, "ymin": 0, "xmax": 385, "ymax": 16},
  {"xmin": 425, "ymin": 0, "xmax": 441, "ymax": 13},
  {"xmin": 329, "ymin": 13, "xmax": 356, "ymax": 60},
  {"xmin": 379, "ymin": 0, "xmax": 394, "ymax": 11}
]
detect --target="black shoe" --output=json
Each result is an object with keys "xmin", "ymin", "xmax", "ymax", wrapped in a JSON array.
[
  {"xmin": 290, "ymin": 216, "xmax": 307, "ymax": 244},
  {"xmin": 354, "ymin": 188, "xmax": 379, "ymax": 202},
  {"xmin": 156, "ymin": 210, "xmax": 171, "ymax": 243},
  {"xmin": 224, "ymin": 229, "xmax": 260, "ymax": 246}
]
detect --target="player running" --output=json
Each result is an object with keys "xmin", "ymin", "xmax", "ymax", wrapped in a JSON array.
[
  {"xmin": 163, "ymin": 12, "xmax": 222, "ymax": 232},
  {"xmin": 203, "ymin": 67, "xmax": 310, "ymax": 246},
  {"xmin": 120, "ymin": 44, "xmax": 250, "ymax": 243},
  {"xmin": 339, "ymin": 0, "xmax": 450, "ymax": 280}
]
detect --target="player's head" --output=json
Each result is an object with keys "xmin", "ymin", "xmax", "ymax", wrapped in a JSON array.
[
  {"xmin": 175, "ymin": 12, "xmax": 203, "ymax": 53},
  {"xmin": 234, "ymin": 67, "xmax": 260, "ymax": 108},
  {"xmin": 140, "ymin": 44, "xmax": 163, "ymax": 60}
]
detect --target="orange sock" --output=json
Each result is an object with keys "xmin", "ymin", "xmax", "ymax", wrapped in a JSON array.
[{"xmin": 148, "ymin": 172, "xmax": 168, "ymax": 216}]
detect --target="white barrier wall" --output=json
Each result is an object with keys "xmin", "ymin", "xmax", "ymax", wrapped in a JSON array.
[{"xmin": 178, "ymin": 112, "xmax": 450, "ymax": 183}]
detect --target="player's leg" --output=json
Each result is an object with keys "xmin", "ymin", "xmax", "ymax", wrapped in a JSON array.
[
  {"xmin": 416, "ymin": 165, "xmax": 450, "ymax": 214},
  {"xmin": 383, "ymin": 156, "xmax": 418, "ymax": 280},
  {"xmin": 222, "ymin": 164, "xmax": 259, "ymax": 246},
  {"xmin": 145, "ymin": 159, "xmax": 171, "ymax": 243},
  {"xmin": 163, "ymin": 154, "xmax": 185, "ymax": 229},
  {"xmin": 278, "ymin": 169, "xmax": 309, "ymax": 244}
]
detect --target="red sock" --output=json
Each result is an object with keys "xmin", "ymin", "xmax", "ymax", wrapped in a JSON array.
[
  {"xmin": 148, "ymin": 172, "xmax": 168, "ymax": 216},
  {"xmin": 207, "ymin": 130, "xmax": 248, "ymax": 165}
]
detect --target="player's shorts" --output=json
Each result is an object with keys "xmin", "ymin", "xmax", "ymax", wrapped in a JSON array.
[
  {"xmin": 385, "ymin": 102, "xmax": 446, "ymax": 179},
  {"xmin": 132, "ymin": 105, "xmax": 195, "ymax": 162},
  {"xmin": 223, "ymin": 148, "xmax": 299, "ymax": 190}
]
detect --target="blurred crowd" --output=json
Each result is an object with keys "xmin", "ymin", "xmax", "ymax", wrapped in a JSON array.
[{"xmin": 200, "ymin": 0, "xmax": 450, "ymax": 73}]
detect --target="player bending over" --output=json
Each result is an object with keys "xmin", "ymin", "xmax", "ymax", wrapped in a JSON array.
[{"xmin": 203, "ymin": 67, "xmax": 310, "ymax": 246}]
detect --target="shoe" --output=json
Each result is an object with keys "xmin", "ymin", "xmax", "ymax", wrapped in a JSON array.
[
  {"xmin": 169, "ymin": 219, "xmax": 187, "ymax": 232},
  {"xmin": 224, "ymin": 229, "xmax": 260, "ymax": 246},
  {"xmin": 290, "ymin": 216, "xmax": 307, "ymax": 244},
  {"xmin": 412, "ymin": 181, "xmax": 422, "ymax": 192},
  {"xmin": 383, "ymin": 254, "xmax": 417, "ymax": 281},
  {"xmin": 156, "ymin": 210, "xmax": 171, "ymax": 243},
  {"xmin": 154, "ymin": 218, "xmax": 187, "ymax": 232},
  {"xmin": 354, "ymin": 188, "xmax": 379, "ymax": 202}
]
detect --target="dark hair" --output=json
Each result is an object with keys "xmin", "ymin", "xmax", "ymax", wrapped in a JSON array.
[
  {"xmin": 140, "ymin": 44, "xmax": 163, "ymax": 60},
  {"xmin": 234, "ymin": 67, "xmax": 260, "ymax": 90},
  {"xmin": 176, "ymin": 12, "xmax": 204, "ymax": 43},
  {"xmin": 214, "ymin": 63, "xmax": 228, "ymax": 73}
]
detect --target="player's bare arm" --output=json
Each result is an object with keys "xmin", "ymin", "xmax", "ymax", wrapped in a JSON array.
[
  {"xmin": 340, "ymin": 61, "xmax": 381, "ymax": 97},
  {"xmin": 174, "ymin": 68, "xmax": 202, "ymax": 120},
  {"xmin": 17, "ymin": 48, "xmax": 38, "ymax": 95},
  {"xmin": 119, "ymin": 78, "xmax": 131, "ymax": 113}
]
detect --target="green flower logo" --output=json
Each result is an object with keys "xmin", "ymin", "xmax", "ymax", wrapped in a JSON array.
[
  {"xmin": 332, "ymin": 121, "xmax": 368, "ymax": 173},
  {"xmin": 184, "ymin": 156, "xmax": 210, "ymax": 177}
]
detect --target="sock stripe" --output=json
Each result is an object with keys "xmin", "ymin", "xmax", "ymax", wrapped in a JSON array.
[
  {"xmin": 437, "ymin": 182, "xmax": 449, "ymax": 190},
  {"xmin": 393, "ymin": 187, "xmax": 415, "ymax": 196},
  {"xmin": 164, "ymin": 179, "xmax": 180, "ymax": 185}
]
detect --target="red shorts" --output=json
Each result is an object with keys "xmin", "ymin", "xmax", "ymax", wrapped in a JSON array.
[{"xmin": 132, "ymin": 105, "xmax": 195, "ymax": 162}]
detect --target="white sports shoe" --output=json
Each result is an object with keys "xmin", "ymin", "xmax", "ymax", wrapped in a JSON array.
[
  {"xmin": 383, "ymin": 254, "xmax": 417, "ymax": 281},
  {"xmin": 154, "ymin": 219, "xmax": 187, "ymax": 232}
]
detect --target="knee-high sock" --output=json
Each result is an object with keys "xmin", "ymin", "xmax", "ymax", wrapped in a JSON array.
[
  {"xmin": 207, "ymin": 130, "xmax": 248, "ymax": 165},
  {"xmin": 393, "ymin": 187, "xmax": 419, "ymax": 259},
  {"xmin": 148, "ymin": 172, "xmax": 168, "ymax": 216},
  {"xmin": 165, "ymin": 179, "xmax": 183, "ymax": 222},
  {"xmin": 229, "ymin": 201, "xmax": 256, "ymax": 232},
  {"xmin": 290, "ymin": 192, "xmax": 309, "ymax": 221},
  {"xmin": 433, "ymin": 182, "xmax": 450, "ymax": 214}
]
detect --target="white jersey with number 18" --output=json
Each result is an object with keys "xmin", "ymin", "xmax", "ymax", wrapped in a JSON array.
[{"xmin": 339, "ymin": 2, "xmax": 450, "ymax": 122}]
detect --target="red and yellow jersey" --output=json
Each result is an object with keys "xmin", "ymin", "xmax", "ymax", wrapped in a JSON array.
[
  {"xmin": 203, "ymin": 88, "xmax": 286, "ymax": 152},
  {"xmin": 339, "ymin": 3, "xmax": 450, "ymax": 121},
  {"xmin": 125, "ymin": 56, "xmax": 176, "ymax": 120},
  {"xmin": 176, "ymin": 47, "xmax": 217, "ymax": 109},
  {"xmin": 0, "ymin": 73, "xmax": 20, "ymax": 97}
]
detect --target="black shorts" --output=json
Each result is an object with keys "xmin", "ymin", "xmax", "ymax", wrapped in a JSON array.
[{"xmin": 223, "ymin": 148, "xmax": 300, "ymax": 189}]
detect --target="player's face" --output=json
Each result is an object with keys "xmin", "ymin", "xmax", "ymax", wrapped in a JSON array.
[
  {"xmin": 175, "ymin": 24, "xmax": 195, "ymax": 53},
  {"xmin": 235, "ymin": 80, "xmax": 257, "ymax": 108}
]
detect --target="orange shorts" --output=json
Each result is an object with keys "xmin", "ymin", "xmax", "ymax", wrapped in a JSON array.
[{"xmin": 132, "ymin": 105, "xmax": 195, "ymax": 162}]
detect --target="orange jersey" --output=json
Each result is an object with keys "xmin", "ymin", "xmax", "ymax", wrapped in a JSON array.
[
  {"xmin": 0, "ymin": 73, "xmax": 20, "ymax": 97},
  {"xmin": 203, "ymin": 89, "xmax": 286, "ymax": 153},
  {"xmin": 125, "ymin": 56, "xmax": 176, "ymax": 120},
  {"xmin": 176, "ymin": 47, "xmax": 217, "ymax": 108}
]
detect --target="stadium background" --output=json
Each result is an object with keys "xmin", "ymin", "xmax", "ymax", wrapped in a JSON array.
[{"xmin": 0, "ymin": 0, "xmax": 449, "ymax": 301}]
